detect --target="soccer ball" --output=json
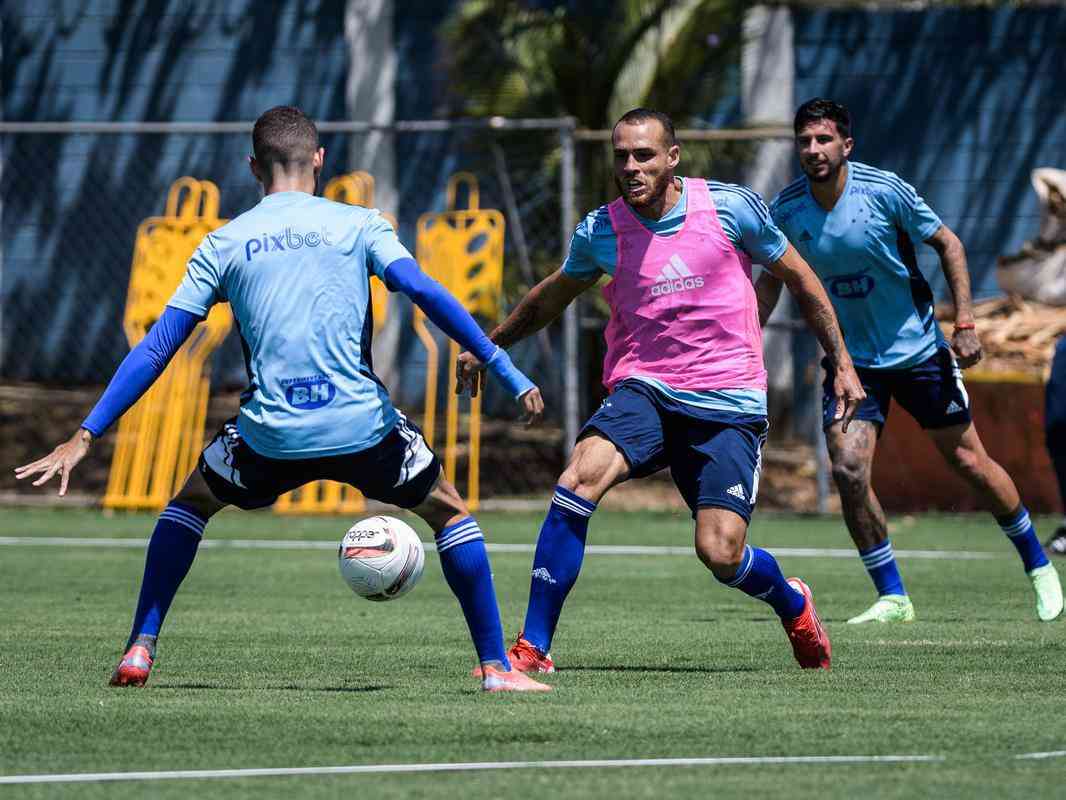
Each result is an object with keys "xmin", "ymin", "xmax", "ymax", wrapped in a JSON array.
[{"xmin": 338, "ymin": 515, "xmax": 426, "ymax": 601}]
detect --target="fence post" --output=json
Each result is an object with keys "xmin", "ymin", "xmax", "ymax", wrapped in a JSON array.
[{"xmin": 559, "ymin": 118, "xmax": 580, "ymax": 455}]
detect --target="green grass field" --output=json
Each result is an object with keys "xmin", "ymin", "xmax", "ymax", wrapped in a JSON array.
[{"xmin": 1, "ymin": 507, "xmax": 1064, "ymax": 798}]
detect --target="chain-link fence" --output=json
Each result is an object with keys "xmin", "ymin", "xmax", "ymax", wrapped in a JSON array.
[
  {"xmin": 0, "ymin": 119, "xmax": 579, "ymax": 500},
  {"xmin": 2, "ymin": 119, "xmax": 822, "ymax": 506}
]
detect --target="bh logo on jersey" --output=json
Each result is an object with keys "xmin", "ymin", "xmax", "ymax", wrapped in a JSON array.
[
  {"xmin": 828, "ymin": 271, "xmax": 876, "ymax": 300},
  {"xmin": 651, "ymin": 254, "xmax": 705, "ymax": 297},
  {"xmin": 283, "ymin": 375, "xmax": 336, "ymax": 410},
  {"xmin": 245, "ymin": 227, "xmax": 334, "ymax": 261}
]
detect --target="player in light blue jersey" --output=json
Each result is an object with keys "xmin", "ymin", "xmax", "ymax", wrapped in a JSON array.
[
  {"xmin": 759, "ymin": 98, "xmax": 1062, "ymax": 623},
  {"xmin": 14, "ymin": 106, "xmax": 551, "ymax": 692}
]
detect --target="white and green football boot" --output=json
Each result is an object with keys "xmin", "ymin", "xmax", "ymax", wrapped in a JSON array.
[
  {"xmin": 846, "ymin": 594, "xmax": 916, "ymax": 624},
  {"xmin": 1028, "ymin": 563, "xmax": 1064, "ymax": 622}
]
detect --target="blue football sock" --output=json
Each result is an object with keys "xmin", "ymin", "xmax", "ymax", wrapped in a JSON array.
[
  {"xmin": 717, "ymin": 545, "xmax": 806, "ymax": 620},
  {"xmin": 435, "ymin": 516, "xmax": 509, "ymax": 668},
  {"xmin": 859, "ymin": 538, "xmax": 906, "ymax": 596},
  {"xmin": 997, "ymin": 505, "xmax": 1049, "ymax": 572},
  {"xmin": 522, "ymin": 486, "xmax": 596, "ymax": 653},
  {"xmin": 126, "ymin": 503, "xmax": 206, "ymax": 649}
]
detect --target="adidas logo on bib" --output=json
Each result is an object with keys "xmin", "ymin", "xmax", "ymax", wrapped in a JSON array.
[
  {"xmin": 726, "ymin": 483, "xmax": 747, "ymax": 500},
  {"xmin": 651, "ymin": 254, "xmax": 705, "ymax": 297},
  {"xmin": 946, "ymin": 400, "xmax": 964, "ymax": 414}
]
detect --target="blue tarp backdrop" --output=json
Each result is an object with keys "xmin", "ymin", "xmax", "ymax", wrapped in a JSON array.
[{"xmin": 3, "ymin": 3, "xmax": 1063, "ymax": 385}]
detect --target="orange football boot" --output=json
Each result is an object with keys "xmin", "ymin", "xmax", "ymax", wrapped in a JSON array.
[
  {"xmin": 109, "ymin": 644, "xmax": 154, "ymax": 687},
  {"xmin": 472, "ymin": 634, "xmax": 555, "ymax": 678},
  {"xmin": 782, "ymin": 578, "xmax": 831, "ymax": 670}
]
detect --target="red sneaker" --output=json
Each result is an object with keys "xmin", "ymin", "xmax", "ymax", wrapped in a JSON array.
[
  {"xmin": 507, "ymin": 635, "xmax": 556, "ymax": 674},
  {"xmin": 782, "ymin": 578, "xmax": 831, "ymax": 670},
  {"xmin": 109, "ymin": 644, "xmax": 154, "ymax": 687},
  {"xmin": 471, "ymin": 634, "xmax": 556, "ymax": 678},
  {"xmin": 480, "ymin": 664, "xmax": 552, "ymax": 693}
]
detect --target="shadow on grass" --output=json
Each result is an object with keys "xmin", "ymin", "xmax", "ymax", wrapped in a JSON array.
[{"xmin": 154, "ymin": 683, "xmax": 393, "ymax": 693}]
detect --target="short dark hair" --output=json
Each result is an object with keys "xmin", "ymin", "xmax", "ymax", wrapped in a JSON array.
[
  {"xmin": 614, "ymin": 108, "xmax": 677, "ymax": 147},
  {"xmin": 252, "ymin": 106, "xmax": 319, "ymax": 171},
  {"xmin": 794, "ymin": 98, "xmax": 852, "ymax": 139}
]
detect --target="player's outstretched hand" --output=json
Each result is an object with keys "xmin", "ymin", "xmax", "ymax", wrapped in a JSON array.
[
  {"xmin": 831, "ymin": 364, "xmax": 867, "ymax": 433},
  {"xmin": 14, "ymin": 428, "xmax": 93, "ymax": 496},
  {"xmin": 455, "ymin": 351, "xmax": 486, "ymax": 397},
  {"xmin": 951, "ymin": 328, "xmax": 983, "ymax": 369},
  {"xmin": 520, "ymin": 387, "xmax": 544, "ymax": 427}
]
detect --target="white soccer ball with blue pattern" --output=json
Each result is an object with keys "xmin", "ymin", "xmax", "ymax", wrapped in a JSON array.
[{"xmin": 338, "ymin": 515, "xmax": 425, "ymax": 601}]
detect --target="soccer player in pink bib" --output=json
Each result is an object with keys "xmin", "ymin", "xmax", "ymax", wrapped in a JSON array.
[{"xmin": 458, "ymin": 109, "xmax": 865, "ymax": 672}]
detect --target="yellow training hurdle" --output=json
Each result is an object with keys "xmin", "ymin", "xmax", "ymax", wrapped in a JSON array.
[
  {"xmin": 103, "ymin": 178, "xmax": 232, "ymax": 511},
  {"xmin": 415, "ymin": 172, "xmax": 505, "ymax": 511}
]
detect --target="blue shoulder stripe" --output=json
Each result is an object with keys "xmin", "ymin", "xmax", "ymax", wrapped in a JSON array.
[
  {"xmin": 853, "ymin": 174, "xmax": 917, "ymax": 208},
  {"xmin": 706, "ymin": 181, "xmax": 771, "ymax": 223},
  {"xmin": 778, "ymin": 176, "xmax": 807, "ymax": 195},
  {"xmin": 772, "ymin": 182, "xmax": 807, "ymax": 206},
  {"xmin": 851, "ymin": 165, "xmax": 916, "ymax": 202}
]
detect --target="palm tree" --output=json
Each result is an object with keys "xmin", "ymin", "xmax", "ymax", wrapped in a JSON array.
[
  {"xmin": 440, "ymin": 0, "xmax": 742, "ymax": 126},
  {"xmin": 440, "ymin": 0, "xmax": 750, "ymax": 215}
]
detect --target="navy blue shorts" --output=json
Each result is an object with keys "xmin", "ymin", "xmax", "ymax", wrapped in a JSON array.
[
  {"xmin": 581, "ymin": 380, "xmax": 768, "ymax": 521},
  {"xmin": 822, "ymin": 345, "xmax": 971, "ymax": 432},
  {"xmin": 198, "ymin": 414, "xmax": 440, "ymax": 511}
]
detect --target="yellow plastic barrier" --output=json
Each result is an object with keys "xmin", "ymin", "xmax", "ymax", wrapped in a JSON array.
[
  {"xmin": 271, "ymin": 480, "xmax": 369, "ymax": 516},
  {"xmin": 103, "ymin": 178, "xmax": 232, "ymax": 511},
  {"xmin": 415, "ymin": 173, "xmax": 505, "ymax": 511}
]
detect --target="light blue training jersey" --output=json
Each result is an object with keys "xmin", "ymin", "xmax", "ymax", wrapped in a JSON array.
[
  {"xmin": 769, "ymin": 161, "xmax": 945, "ymax": 369},
  {"xmin": 168, "ymin": 191, "xmax": 412, "ymax": 459},
  {"xmin": 563, "ymin": 179, "xmax": 788, "ymax": 416}
]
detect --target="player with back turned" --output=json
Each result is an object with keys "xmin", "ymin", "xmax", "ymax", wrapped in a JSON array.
[
  {"xmin": 760, "ymin": 98, "xmax": 1063, "ymax": 623},
  {"xmin": 15, "ymin": 106, "xmax": 551, "ymax": 692},
  {"xmin": 458, "ymin": 108, "xmax": 865, "ymax": 673}
]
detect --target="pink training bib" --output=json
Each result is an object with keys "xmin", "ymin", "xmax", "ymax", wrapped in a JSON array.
[{"xmin": 601, "ymin": 177, "xmax": 767, "ymax": 392}]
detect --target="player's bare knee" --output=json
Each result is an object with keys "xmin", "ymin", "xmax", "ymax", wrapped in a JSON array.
[
  {"xmin": 172, "ymin": 469, "xmax": 225, "ymax": 520},
  {"xmin": 558, "ymin": 437, "xmax": 626, "ymax": 501},
  {"xmin": 831, "ymin": 455, "xmax": 870, "ymax": 498},
  {"xmin": 946, "ymin": 444, "xmax": 983, "ymax": 481},
  {"xmin": 414, "ymin": 474, "xmax": 469, "ymax": 532},
  {"xmin": 694, "ymin": 520, "xmax": 746, "ymax": 577}
]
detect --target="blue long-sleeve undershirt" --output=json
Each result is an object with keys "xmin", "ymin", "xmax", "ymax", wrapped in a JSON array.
[
  {"xmin": 81, "ymin": 306, "xmax": 200, "ymax": 437},
  {"xmin": 383, "ymin": 257, "xmax": 534, "ymax": 399}
]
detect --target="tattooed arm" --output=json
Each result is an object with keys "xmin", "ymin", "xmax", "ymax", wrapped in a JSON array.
[
  {"xmin": 456, "ymin": 268, "xmax": 598, "ymax": 395},
  {"xmin": 925, "ymin": 224, "xmax": 982, "ymax": 368},
  {"xmin": 490, "ymin": 269, "xmax": 596, "ymax": 347},
  {"xmin": 765, "ymin": 243, "xmax": 867, "ymax": 430}
]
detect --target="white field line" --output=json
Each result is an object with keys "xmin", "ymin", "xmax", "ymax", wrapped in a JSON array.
[
  {"xmin": 0, "ymin": 536, "xmax": 998, "ymax": 560},
  {"xmin": 0, "ymin": 754, "xmax": 947, "ymax": 785},
  {"xmin": 1015, "ymin": 750, "xmax": 1066, "ymax": 760}
]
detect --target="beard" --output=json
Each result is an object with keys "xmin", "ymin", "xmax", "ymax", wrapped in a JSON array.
[
  {"xmin": 616, "ymin": 170, "xmax": 673, "ymax": 209},
  {"xmin": 803, "ymin": 158, "xmax": 840, "ymax": 184}
]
